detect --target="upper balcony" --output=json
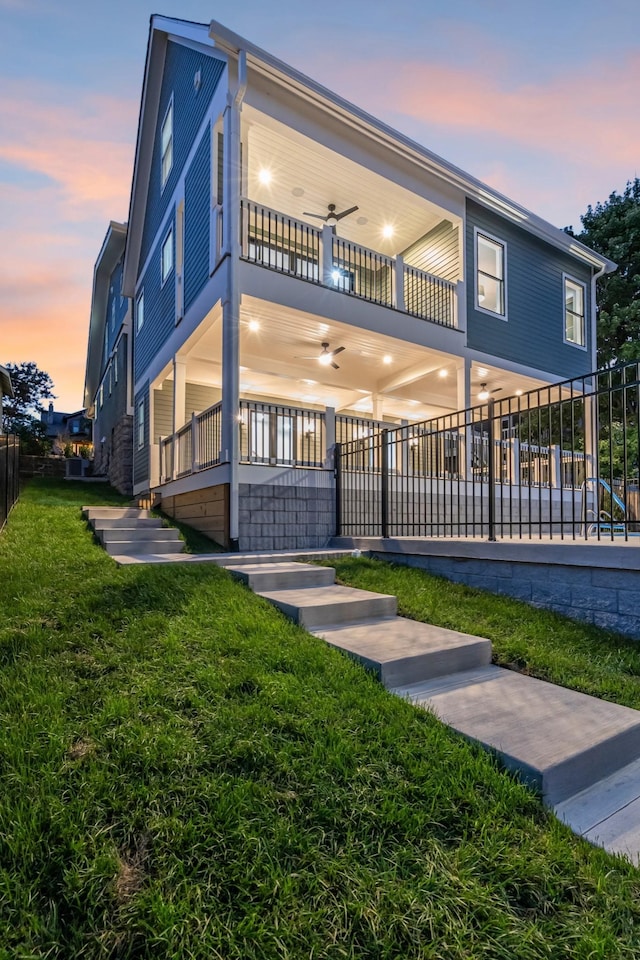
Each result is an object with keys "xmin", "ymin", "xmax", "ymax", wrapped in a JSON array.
[{"xmin": 240, "ymin": 200, "xmax": 459, "ymax": 330}]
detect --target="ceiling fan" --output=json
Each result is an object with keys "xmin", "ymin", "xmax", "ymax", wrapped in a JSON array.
[
  {"xmin": 302, "ymin": 202, "xmax": 359, "ymax": 225},
  {"xmin": 298, "ymin": 342, "xmax": 346, "ymax": 370},
  {"xmin": 477, "ymin": 383, "xmax": 503, "ymax": 400}
]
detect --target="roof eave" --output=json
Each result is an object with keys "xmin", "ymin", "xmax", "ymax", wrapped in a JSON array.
[{"xmin": 208, "ymin": 19, "xmax": 615, "ymax": 273}]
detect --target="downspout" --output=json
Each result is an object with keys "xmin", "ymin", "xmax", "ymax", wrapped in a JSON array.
[
  {"xmin": 221, "ymin": 48, "xmax": 246, "ymax": 550},
  {"xmin": 587, "ymin": 259, "xmax": 608, "ymax": 482}
]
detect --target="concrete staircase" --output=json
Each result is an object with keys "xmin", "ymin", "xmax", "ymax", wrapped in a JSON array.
[
  {"xmin": 222, "ymin": 557, "xmax": 640, "ymax": 864},
  {"xmin": 83, "ymin": 506, "xmax": 184, "ymax": 558}
]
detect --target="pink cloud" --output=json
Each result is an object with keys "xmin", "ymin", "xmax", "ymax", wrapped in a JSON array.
[{"xmin": 332, "ymin": 50, "xmax": 640, "ymax": 172}]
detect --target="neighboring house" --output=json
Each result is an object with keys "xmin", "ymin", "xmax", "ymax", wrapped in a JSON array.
[
  {"xmin": 84, "ymin": 222, "xmax": 133, "ymax": 495},
  {"xmin": 0, "ymin": 365, "xmax": 14, "ymax": 434},
  {"xmin": 101, "ymin": 15, "xmax": 613, "ymax": 550},
  {"xmin": 41, "ymin": 403, "xmax": 92, "ymax": 455}
]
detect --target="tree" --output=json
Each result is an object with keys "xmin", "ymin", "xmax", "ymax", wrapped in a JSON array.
[
  {"xmin": 572, "ymin": 179, "xmax": 640, "ymax": 367},
  {"xmin": 2, "ymin": 361, "xmax": 55, "ymax": 454}
]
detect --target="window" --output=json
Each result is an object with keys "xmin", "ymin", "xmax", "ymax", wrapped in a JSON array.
[
  {"xmin": 114, "ymin": 346, "xmax": 118, "ymax": 384},
  {"xmin": 111, "ymin": 299, "xmax": 116, "ymax": 331},
  {"xmin": 161, "ymin": 229, "xmax": 174, "ymax": 285},
  {"xmin": 476, "ymin": 231, "xmax": 506, "ymax": 317},
  {"xmin": 161, "ymin": 98, "xmax": 173, "ymax": 188},
  {"xmin": 137, "ymin": 398, "xmax": 145, "ymax": 449},
  {"xmin": 136, "ymin": 292, "xmax": 144, "ymax": 333},
  {"xmin": 564, "ymin": 276, "xmax": 586, "ymax": 347}
]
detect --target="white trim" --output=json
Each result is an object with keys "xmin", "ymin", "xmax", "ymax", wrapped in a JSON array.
[
  {"xmin": 562, "ymin": 272, "xmax": 588, "ymax": 351},
  {"xmin": 473, "ymin": 226, "xmax": 508, "ymax": 321},
  {"xmin": 137, "ymin": 396, "xmax": 146, "ymax": 449}
]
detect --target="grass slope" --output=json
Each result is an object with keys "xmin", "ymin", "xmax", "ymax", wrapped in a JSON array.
[
  {"xmin": 326, "ymin": 557, "xmax": 640, "ymax": 711},
  {"xmin": 1, "ymin": 481, "xmax": 639, "ymax": 959}
]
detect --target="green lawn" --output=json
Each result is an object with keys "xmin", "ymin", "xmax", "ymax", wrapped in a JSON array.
[
  {"xmin": 1, "ymin": 480, "xmax": 639, "ymax": 959},
  {"xmin": 325, "ymin": 557, "xmax": 640, "ymax": 710}
]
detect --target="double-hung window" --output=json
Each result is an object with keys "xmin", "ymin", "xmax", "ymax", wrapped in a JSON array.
[
  {"xmin": 137, "ymin": 398, "xmax": 145, "ymax": 449},
  {"xmin": 161, "ymin": 229, "xmax": 174, "ymax": 285},
  {"xmin": 161, "ymin": 98, "xmax": 173, "ymax": 189},
  {"xmin": 564, "ymin": 276, "xmax": 586, "ymax": 348},
  {"xmin": 476, "ymin": 230, "xmax": 506, "ymax": 318},
  {"xmin": 136, "ymin": 291, "xmax": 145, "ymax": 333}
]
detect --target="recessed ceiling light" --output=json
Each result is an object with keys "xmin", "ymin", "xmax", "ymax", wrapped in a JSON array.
[
  {"xmin": 477, "ymin": 366, "xmax": 488, "ymax": 378},
  {"xmin": 356, "ymin": 216, "xmax": 368, "ymax": 226},
  {"xmin": 383, "ymin": 354, "xmax": 392, "ymax": 365},
  {"xmin": 515, "ymin": 389, "xmax": 523, "ymax": 396},
  {"xmin": 292, "ymin": 186, "xmax": 304, "ymax": 197},
  {"xmin": 438, "ymin": 369, "xmax": 448, "ymax": 378},
  {"xmin": 382, "ymin": 224, "xmax": 394, "ymax": 238},
  {"xmin": 258, "ymin": 168, "xmax": 272, "ymax": 185},
  {"xmin": 248, "ymin": 319, "xmax": 260, "ymax": 332}
]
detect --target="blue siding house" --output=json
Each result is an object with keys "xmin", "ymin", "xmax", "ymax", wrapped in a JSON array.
[
  {"xmin": 84, "ymin": 222, "xmax": 133, "ymax": 494},
  {"xmin": 90, "ymin": 15, "xmax": 615, "ymax": 550}
]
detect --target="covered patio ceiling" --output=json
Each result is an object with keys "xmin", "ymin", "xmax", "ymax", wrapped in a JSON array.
[
  {"xmin": 171, "ymin": 300, "xmax": 551, "ymax": 423},
  {"xmin": 242, "ymin": 105, "xmax": 459, "ymax": 261}
]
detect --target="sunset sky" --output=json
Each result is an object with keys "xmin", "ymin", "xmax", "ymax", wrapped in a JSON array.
[{"xmin": 1, "ymin": 0, "xmax": 638, "ymax": 411}]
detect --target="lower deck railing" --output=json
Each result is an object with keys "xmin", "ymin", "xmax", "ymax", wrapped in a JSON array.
[{"xmin": 336, "ymin": 361, "xmax": 640, "ymax": 541}]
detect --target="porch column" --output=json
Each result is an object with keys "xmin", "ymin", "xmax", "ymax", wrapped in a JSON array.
[
  {"xmin": 321, "ymin": 224, "xmax": 334, "ymax": 286},
  {"xmin": 371, "ymin": 394, "xmax": 383, "ymax": 422},
  {"xmin": 584, "ymin": 393, "xmax": 598, "ymax": 480},
  {"xmin": 172, "ymin": 359, "xmax": 187, "ymax": 481},
  {"xmin": 220, "ymin": 52, "xmax": 246, "ymax": 550},
  {"xmin": 324, "ymin": 406, "xmax": 335, "ymax": 468},
  {"xmin": 456, "ymin": 357, "xmax": 472, "ymax": 479}
]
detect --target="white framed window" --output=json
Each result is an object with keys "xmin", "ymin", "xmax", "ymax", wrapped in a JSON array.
[
  {"xmin": 161, "ymin": 97, "xmax": 173, "ymax": 189},
  {"xmin": 136, "ymin": 291, "xmax": 144, "ymax": 333},
  {"xmin": 161, "ymin": 228, "xmax": 174, "ymax": 285},
  {"xmin": 114, "ymin": 346, "xmax": 118, "ymax": 384},
  {"xmin": 475, "ymin": 228, "xmax": 507, "ymax": 318},
  {"xmin": 137, "ymin": 398, "xmax": 145, "ymax": 449},
  {"xmin": 111, "ymin": 299, "xmax": 116, "ymax": 332},
  {"xmin": 99, "ymin": 384, "xmax": 104, "ymax": 409},
  {"xmin": 563, "ymin": 274, "xmax": 587, "ymax": 348}
]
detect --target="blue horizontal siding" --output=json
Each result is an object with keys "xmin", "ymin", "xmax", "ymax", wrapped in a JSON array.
[
  {"xmin": 140, "ymin": 40, "xmax": 225, "ymax": 269},
  {"xmin": 134, "ymin": 208, "xmax": 176, "ymax": 382},
  {"xmin": 184, "ymin": 124, "xmax": 211, "ymax": 312},
  {"xmin": 466, "ymin": 199, "xmax": 593, "ymax": 379},
  {"xmin": 133, "ymin": 382, "xmax": 149, "ymax": 486},
  {"xmin": 103, "ymin": 258, "xmax": 128, "ymax": 371}
]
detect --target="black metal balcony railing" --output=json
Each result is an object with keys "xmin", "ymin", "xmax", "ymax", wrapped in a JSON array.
[
  {"xmin": 240, "ymin": 199, "xmax": 457, "ymax": 329},
  {"xmin": 241, "ymin": 200, "xmax": 321, "ymax": 283},
  {"xmin": 404, "ymin": 263, "xmax": 456, "ymax": 328},
  {"xmin": 239, "ymin": 401, "xmax": 325, "ymax": 467},
  {"xmin": 335, "ymin": 360, "xmax": 640, "ymax": 542},
  {"xmin": 331, "ymin": 237, "xmax": 394, "ymax": 307}
]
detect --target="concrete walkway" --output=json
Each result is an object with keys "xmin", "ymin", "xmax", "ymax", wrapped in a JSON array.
[
  {"xmin": 86, "ymin": 514, "xmax": 640, "ymax": 863},
  {"xmin": 222, "ymin": 556, "xmax": 640, "ymax": 864}
]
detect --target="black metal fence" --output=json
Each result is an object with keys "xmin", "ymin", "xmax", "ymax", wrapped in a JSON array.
[
  {"xmin": 335, "ymin": 360, "xmax": 640, "ymax": 541},
  {"xmin": 0, "ymin": 435, "xmax": 20, "ymax": 531}
]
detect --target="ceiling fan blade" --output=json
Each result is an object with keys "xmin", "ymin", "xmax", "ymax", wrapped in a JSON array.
[
  {"xmin": 303, "ymin": 211, "xmax": 328, "ymax": 221},
  {"xmin": 491, "ymin": 387, "xmax": 503, "ymax": 394},
  {"xmin": 331, "ymin": 361, "xmax": 340, "ymax": 370},
  {"xmin": 335, "ymin": 205, "xmax": 359, "ymax": 221},
  {"xmin": 331, "ymin": 346, "xmax": 346, "ymax": 357}
]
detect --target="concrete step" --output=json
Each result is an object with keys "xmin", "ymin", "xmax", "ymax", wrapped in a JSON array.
[
  {"xmin": 257, "ymin": 584, "xmax": 397, "ymax": 629},
  {"xmin": 83, "ymin": 507, "xmax": 155, "ymax": 520},
  {"xmin": 314, "ymin": 617, "xmax": 491, "ymax": 687},
  {"xmin": 90, "ymin": 517, "xmax": 164, "ymax": 530},
  {"xmin": 224, "ymin": 561, "xmax": 336, "ymax": 591},
  {"xmin": 392, "ymin": 666, "xmax": 640, "ymax": 805},
  {"xmin": 102, "ymin": 539, "xmax": 183, "ymax": 557},
  {"xmin": 97, "ymin": 527, "xmax": 181, "ymax": 544},
  {"xmin": 554, "ymin": 756, "xmax": 640, "ymax": 863}
]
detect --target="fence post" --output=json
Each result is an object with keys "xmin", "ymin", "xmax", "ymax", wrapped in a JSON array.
[
  {"xmin": 487, "ymin": 400, "xmax": 496, "ymax": 541},
  {"xmin": 381, "ymin": 428, "xmax": 389, "ymax": 539},
  {"xmin": 334, "ymin": 443, "xmax": 342, "ymax": 536},
  {"xmin": 394, "ymin": 254, "xmax": 405, "ymax": 312}
]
